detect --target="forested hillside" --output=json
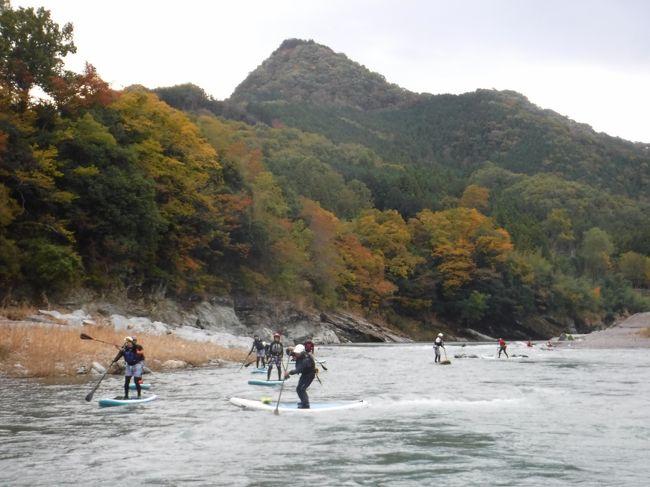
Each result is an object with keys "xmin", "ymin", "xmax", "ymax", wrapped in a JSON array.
[{"xmin": 2, "ymin": 6, "xmax": 649, "ymax": 339}]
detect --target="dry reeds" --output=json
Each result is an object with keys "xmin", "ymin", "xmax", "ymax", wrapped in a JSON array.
[
  {"xmin": 0, "ymin": 323, "xmax": 247, "ymax": 378},
  {"xmin": 640, "ymin": 327, "xmax": 650, "ymax": 338}
]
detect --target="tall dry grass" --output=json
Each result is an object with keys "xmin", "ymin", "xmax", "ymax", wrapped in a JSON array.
[
  {"xmin": 640, "ymin": 327, "xmax": 650, "ymax": 338},
  {"xmin": 0, "ymin": 323, "xmax": 247, "ymax": 378}
]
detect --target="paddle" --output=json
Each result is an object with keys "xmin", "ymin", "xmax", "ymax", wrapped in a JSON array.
[
  {"xmin": 238, "ymin": 350, "xmax": 253, "ymax": 370},
  {"xmin": 84, "ymin": 359, "xmax": 117, "ymax": 402},
  {"xmin": 274, "ymin": 357, "xmax": 290, "ymax": 415},
  {"xmin": 80, "ymin": 333, "xmax": 119, "ymax": 349},
  {"xmin": 315, "ymin": 358, "xmax": 328, "ymax": 371}
]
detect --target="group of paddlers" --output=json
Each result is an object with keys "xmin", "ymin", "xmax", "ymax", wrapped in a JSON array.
[{"xmin": 249, "ymin": 333, "xmax": 317, "ymax": 409}]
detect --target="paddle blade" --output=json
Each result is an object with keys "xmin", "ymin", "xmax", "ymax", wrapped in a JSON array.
[
  {"xmin": 85, "ymin": 391, "xmax": 94, "ymax": 402},
  {"xmin": 273, "ymin": 408, "xmax": 279, "ymax": 415},
  {"xmin": 80, "ymin": 333, "xmax": 93, "ymax": 340}
]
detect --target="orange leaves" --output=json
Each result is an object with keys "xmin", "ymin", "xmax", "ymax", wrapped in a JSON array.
[
  {"xmin": 412, "ymin": 207, "xmax": 513, "ymax": 293},
  {"xmin": 50, "ymin": 64, "xmax": 118, "ymax": 115}
]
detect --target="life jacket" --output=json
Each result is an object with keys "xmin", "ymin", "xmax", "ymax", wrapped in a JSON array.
[
  {"xmin": 123, "ymin": 344, "xmax": 144, "ymax": 365},
  {"xmin": 269, "ymin": 341, "xmax": 283, "ymax": 356},
  {"xmin": 499, "ymin": 339, "xmax": 506, "ymax": 348},
  {"xmin": 434, "ymin": 337, "xmax": 443, "ymax": 348},
  {"xmin": 253, "ymin": 339, "xmax": 264, "ymax": 351}
]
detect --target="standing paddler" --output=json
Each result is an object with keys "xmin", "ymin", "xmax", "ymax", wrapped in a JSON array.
[
  {"xmin": 267, "ymin": 332, "xmax": 284, "ymax": 381},
  {"xmin": 433, "ymin": 333, "xmax": 445, "ymax": 363},
  {"xmin": 284, "ymin": 344, "xmax": 316, "ymax": 409},
  {"xmin": 114, "ymin": 336, "xmax": 145, "ymax": 399}
]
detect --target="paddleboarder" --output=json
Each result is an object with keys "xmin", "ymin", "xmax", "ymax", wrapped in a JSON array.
[
  {"xmin": 250, "ymin": 335, "xmax": 266, "ymax": 368},
  {"xmin": 267, "ymin": 332, "xmax": 284, "ymax": 381},
  {"xmin": 304, "ymin": 335, "xmax": 315, "ymax": 354},
  {"xmin": 433, "ymin": 333, "xmax": 445, "ymax": 363},
  {"xmin": 284, "ymin": 344, "xmax": 316, "ymax": 409},
  {"xmin": 114, "ymin": 336, "xmax": 145, "ymax": 399},
  {"xmin": 498, "ymin": 337, "xmax": 509, "ymax": 358}
]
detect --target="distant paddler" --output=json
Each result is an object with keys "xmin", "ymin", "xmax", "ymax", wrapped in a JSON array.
[
  {"xmin": 267, "ymin": 332, "xmax": 284, "ymax": 381},
  {"xmin": 249, "ymin": 334, "xmax": 266, "ymax": 368},
  {"xmin": 498, "ymin": 338, "xmax": 509, "ymax": 358},
  {"xmin": 433, "ymin": 333, "xmax": 446, "ymax": 363}
]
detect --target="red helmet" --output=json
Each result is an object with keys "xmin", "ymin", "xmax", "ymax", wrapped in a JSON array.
[{"xmin": 273, "ymin": 332, "xmax": 280, "ymax": 338}]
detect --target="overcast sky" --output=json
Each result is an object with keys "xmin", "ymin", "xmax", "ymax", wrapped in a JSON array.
[{"xmin": 12, "ymin": 0, "xmax": 650, "ymax": 143}]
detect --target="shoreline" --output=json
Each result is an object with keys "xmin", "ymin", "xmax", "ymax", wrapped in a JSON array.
[{"xmin": 552, "ymin": 312, "xmax": 650, "ymax": 349}]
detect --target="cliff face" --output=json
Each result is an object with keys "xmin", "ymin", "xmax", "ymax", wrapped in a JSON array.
[{"xmin": 55, "ymin": 293, "xmax": 412, "ymax": 345}]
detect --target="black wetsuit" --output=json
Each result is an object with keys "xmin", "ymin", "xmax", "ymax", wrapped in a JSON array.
[
  {"xmin": 288, "ymin": 353, "xmax": 316, "ymax": 408},
  {"xmin": 267, "ymin": 340, "xmax": 283, "ymax": 380},
  {"xmin": 250, "ymin": 338, "xmax": 265, "ymax": 367}
]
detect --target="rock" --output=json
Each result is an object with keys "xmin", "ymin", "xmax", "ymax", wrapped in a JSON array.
[
  {"xmin": 319, "ymin": 311, "xmax": 411, "ymax": 343},
  {"xmin": 162, "ymin": 359, "xmax": 187, "ymax": 369},
  {"xmin": 91, "ymin": 361, "xmax": 106, "ymax": 374},
  {"xmin": 76, "ymin": 365, "xmax": 88, "ymax": 374},
  {"xmin": 37, "ymin": 309, "xmax": 91, "ymax": 327}
]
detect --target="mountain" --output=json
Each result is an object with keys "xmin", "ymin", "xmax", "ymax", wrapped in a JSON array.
[
  {"xmin": 228, "ymin": 39, "xmax": 650, "ymax": 202},
  {"xmin": 230, "ymin": 38, "xmax": 417, "ymax": 110}
]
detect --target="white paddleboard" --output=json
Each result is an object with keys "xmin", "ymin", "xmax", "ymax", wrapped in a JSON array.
[{"xmin": 229, "ymin": 397, "xmax": 367, "ymax": 412}]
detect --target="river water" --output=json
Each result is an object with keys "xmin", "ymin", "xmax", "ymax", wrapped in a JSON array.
[{"xmin": 1, "ymin": 342, "xmax": 648, "ymax": 486}]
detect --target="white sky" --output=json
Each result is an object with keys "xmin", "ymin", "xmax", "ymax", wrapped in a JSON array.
[{"xmin": 12, "ymin": 0, "xmax": 650, "ymax": 143}]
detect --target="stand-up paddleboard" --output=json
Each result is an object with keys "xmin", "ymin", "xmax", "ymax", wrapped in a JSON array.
[
  {"xmin": 98, "ymin": 394, "xmax": 157, "ymax": 408},
  {"xmin": 128, "ymin": 383, "xmax": 151, "ymax": 390},
  {"xmin": 230, "ymin": 397, "xmax": 367, "ymax": 413},
  {"xmin": 248, "ymin": 379, "xmax": 285, "ymax": 387},
  {"xmin": 251, "ymin": 368, "xmax": 267, "ymax": 374}
]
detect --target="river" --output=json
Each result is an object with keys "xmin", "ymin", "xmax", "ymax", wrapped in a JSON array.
[{"xmin": 1, "ymin": 342, "xmax": 648, "ymax": 486}]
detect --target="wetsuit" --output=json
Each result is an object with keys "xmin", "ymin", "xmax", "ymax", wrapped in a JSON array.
[
  {"xmin": 114, "ymin": 343, "xmax": 145, "ymax": 398},
  {"xmin": 267, "ymin": 340, "xmax": 284, "ymax": 380},
  {"xmin": 250, "ymin": 338, "xmax": 266, "ymax": 367},
  {"xmin": 288, "ymin": 353, "xmax": 316, "ymax": 408},
  {"xmin": 433, "ymin": 337, "xmax": 444, "ymax": 363}
]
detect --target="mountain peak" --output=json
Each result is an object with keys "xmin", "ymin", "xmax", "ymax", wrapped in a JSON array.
[{"xmin": 229, "ymin": 38, "xmax": 416, "ymax": 110}]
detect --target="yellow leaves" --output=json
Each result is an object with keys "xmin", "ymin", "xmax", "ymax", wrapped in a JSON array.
[
  {"xmin": 412, "ymin": 207, "xmax": 513, "ymax": 293},
  {"xmin": 71, "ymin": 165, "xmax": 100, "ymax": 177},
  {"xmin": 351, "ymin": 208, "xmax": 422, "ymax": 279},
  {"xmin": 460, "ymin": 184, "xmax": 489, "ymax": 209},
  {"xmin": 433, "ymin": 238, "xmax": 476, "ymax": 291}
]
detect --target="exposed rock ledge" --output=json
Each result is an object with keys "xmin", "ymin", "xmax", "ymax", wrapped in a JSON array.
[{"xmin": 31, "ymin": 295, "xmax": 411, "ymax": 348}]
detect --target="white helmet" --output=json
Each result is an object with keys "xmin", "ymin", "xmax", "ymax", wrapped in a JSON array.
[
  {"xmin": 438, "ymin": 333, "xmax": 443, "ymax": 337},
  {"xmin": 293, "ymin": 344, "xmax": 306, "ymax": 355}
]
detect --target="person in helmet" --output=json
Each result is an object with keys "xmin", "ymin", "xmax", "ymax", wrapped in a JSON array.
[
  {"xmin": 433, "ymin": 333, "xmax": 445, "ymax": 363},
  {"xmin": 498, "ymin": 338, "xmax": 509, "ymax": 358},
  {"xmin": 113, "ymin": 336, "xmax": 145, "ymax": 399},
  {"xmin": 267, "ymin": 332, "xmax": 284, "ymax": 381},
  {"xmin": 249, "ymin": 334, "xmax": 266, "ymax": 368},
  {"xmin": 303, "ymin": 335, "xmax": 315, "ymax": 354},
  {"xmin": 284, "ymin": 343, "xmax": 316, "ymax": 409}
]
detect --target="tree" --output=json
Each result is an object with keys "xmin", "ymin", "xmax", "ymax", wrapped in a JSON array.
[
  {"xmin": 460, "ymin": 184, "xmax": 489, "ymax": 210},
  {"xmin": 0, "ymin": 3, "xmax": 76, "ymax": 107},
  {"xmin": 618, "ymin": 251, "xmax": 650, "ymax": 288},
  {"xmin": 580, "ymin": 227, "xmax": 614, "ymax": 281}
]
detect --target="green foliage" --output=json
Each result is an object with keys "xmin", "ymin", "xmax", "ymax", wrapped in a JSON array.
[
  {"xmin": 1, "ymin": 20, "xmax": 648, "ymax": 337},
  {"xmin": 21, "ymin": 239, "xmax": 82, "ymax": 291},
  {"xmin": 0, "ymin": 2, "xmax": 76, "ymax": 101}
]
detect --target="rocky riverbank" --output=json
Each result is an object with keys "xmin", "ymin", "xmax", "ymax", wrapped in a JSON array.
[{"xmin": 555, "ymin": 312, "xmax": 650, "ymax": 348}]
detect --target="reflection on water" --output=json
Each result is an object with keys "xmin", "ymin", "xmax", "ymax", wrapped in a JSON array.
[{"xmin": 1, "ymin": 343, "xmax": 649, "ymax": 486}]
